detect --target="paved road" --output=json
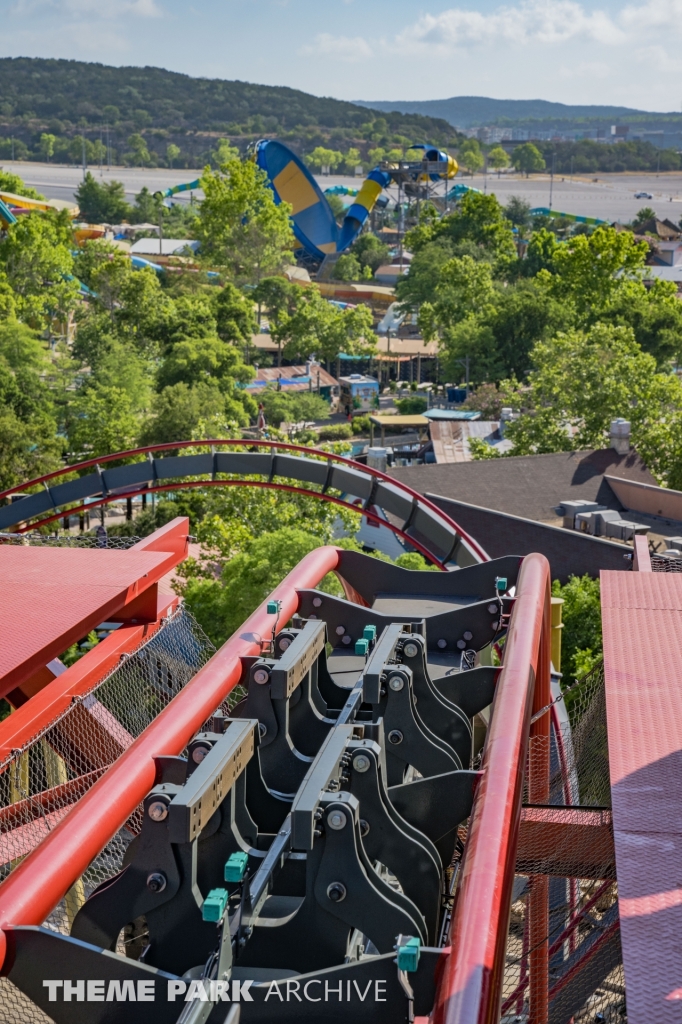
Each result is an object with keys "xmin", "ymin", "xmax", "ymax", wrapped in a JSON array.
[
  {"xmin": 0, "ymin": 161, "xmax": 204, "ymax": 205},
  {"xmin": 4, "ymin": 161, "xmax": 682, "ymax": 225},
  {"xmin": 464, "ymin": 171, "xmax": 682, "ymax": 224}
]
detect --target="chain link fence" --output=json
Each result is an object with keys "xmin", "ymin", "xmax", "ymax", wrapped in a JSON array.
[
  {"xmin": 503, "ymin": 661, "xmax": 626, "ymax": 1023},
  {"xmin": 0, "ymin": 607, "xmax": 216, "ymax": 1024},
  {"xmin": 0, "ymin": 532, "xmax": 140, "ymax": 550}
]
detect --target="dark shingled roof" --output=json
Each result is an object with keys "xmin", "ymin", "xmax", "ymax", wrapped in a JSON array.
[{"xmin": 389, "ymin": 449, "xmax": 656, "ymax": 522}]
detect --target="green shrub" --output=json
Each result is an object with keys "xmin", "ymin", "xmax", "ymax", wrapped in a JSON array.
[
  {"xmin": 317, "ymin": 423, "xmax": 352, "ymax": 441},
  {"xmin": 395, "ymin": 396, "xmax": 428, "ymax": 415},
  {"xmin": 351, "ymin": 414, "xmax": 371, "ymax": 435}
]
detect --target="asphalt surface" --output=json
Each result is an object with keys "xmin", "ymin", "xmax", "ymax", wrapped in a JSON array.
[{"xmin": 4, "ymin": 161, "xmax": 682, "ymax": 225}]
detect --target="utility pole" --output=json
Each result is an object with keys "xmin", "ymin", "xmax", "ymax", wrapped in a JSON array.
[
  {"xmin": 457, "ymin": 356, "xmax": 470, "ymax": 398},
  {"xmin": 549, "ymin": 149, "xmax": 555, "ymax": 209},
  {"xmin": 82, "ymin": 136, "xmax": 86, "ymax": 180}
]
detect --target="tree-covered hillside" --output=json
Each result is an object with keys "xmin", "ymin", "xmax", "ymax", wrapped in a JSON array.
[{"xmin": 0, "ymin": 58, "xmax": 459, "ymax": 168}]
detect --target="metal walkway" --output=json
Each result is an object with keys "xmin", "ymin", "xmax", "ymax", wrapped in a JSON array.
[{"xmin": 602, "ymin": 565, "xmax": 682, "ymax": 1022}]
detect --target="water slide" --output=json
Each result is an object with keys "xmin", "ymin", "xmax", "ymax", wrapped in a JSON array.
[
  {"xmin": 530, "ymin": 206, "xmax": 608, "ymax": 226},
  {"xmin": 153, "ymin": 178, "xmax": 202, "ymax": 202},
  {"xmin": 254, "ymin": 139, "xmax": 457, "ymax": 263}
]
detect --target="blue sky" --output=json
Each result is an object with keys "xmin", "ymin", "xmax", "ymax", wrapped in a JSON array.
[{"xmin": 1, "ymin": 0, "xmax": 679, "ymax": 111}]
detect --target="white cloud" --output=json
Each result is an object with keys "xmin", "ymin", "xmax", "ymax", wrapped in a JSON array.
[
  {"xmin": 298, "ymin": 33, "xmax": 373, "ymax": 62},
  {"xmin": 391, "ymin": 0, "xmax": 682, "ymax": 56}
]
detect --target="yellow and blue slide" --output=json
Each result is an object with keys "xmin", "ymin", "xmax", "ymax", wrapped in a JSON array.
[
  {"xmin": 254, "ymin": 139, "xmax": 391, "ymax": 262},
  {"xmin": 255, "ymin": 140, "xmax": 458, "ymax": 262}
]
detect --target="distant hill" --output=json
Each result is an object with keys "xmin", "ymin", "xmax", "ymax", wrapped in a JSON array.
[
  {"xmin": 355, "ymin": 96, "xmax": 655, "ymax": 128},
  {"xmin": 0, "ymin": 57, "xmax": 459, "ymax": 168}
]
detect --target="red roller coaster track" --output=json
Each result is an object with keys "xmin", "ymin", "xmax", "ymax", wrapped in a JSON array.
[{"xmin": 0, "ymin": 439, "xmax": 488, "ymax": 566}]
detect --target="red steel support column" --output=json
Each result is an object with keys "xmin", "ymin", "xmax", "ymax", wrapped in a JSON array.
[
  {"xmin": 0, "ymin": 544, "xmax": 342, "ymax": 971},
  {"xmin": 432, "ymin": 552, "xmax": 551, "ymax": 1024}
]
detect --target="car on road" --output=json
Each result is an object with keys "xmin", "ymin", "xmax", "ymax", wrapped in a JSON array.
[{"xmin": 634, "ymin": 191, "xmax": 653, "ymax": 199}]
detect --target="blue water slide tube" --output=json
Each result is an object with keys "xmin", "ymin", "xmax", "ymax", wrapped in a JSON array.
[{"xmin": 254, "ymin": 140, "xmax": 390, "ymax": 262}]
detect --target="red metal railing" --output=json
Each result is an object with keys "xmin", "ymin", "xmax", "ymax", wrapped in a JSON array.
[
  {"xmin": 431, "ymin": 552, "xmax": 552, "ymax": 1024},
  {"xmin": 0, "ymin": 439, "xmax": 488, "ymax": 565},
  {"xmin": 0, "ymin": 544, "xmax": 342, "ymax": 972}
]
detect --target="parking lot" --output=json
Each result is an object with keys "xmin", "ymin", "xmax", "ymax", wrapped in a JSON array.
[{"xmin": 4, "ymin": 161, "xmax": 682, "ymax": 226}]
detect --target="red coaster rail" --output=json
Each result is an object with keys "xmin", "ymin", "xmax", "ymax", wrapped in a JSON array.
[{"xmin": 0, "ymin": 439, "xmax": 488, "ymax": 567}]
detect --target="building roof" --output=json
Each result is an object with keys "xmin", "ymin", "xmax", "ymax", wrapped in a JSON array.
[
  {"xmin": 389, "ymin": 448, "xmax": 656, "ymax": 522},
  {"xmin": 130, "ymin": 238, "xmax": 200, "ymax": 256},
  {"xmin": 638, "ymin": 217, "xmax": 681, "ymax": 240},
  {"xmin": 245, "ymin": 364, "xmax": 338, "ymax": 393},
  {"xmin": 423, "ymin": 409, "xmax": 481, "ymax": 421},
  {"xmin": 370, "ymin": 414, "xmax": 429, "ymax": 428},
  {"xmin": 642, "ymin": 266, "xmax": 682, "ymax": 283},
  {"xmin": 375, "ymin": 264, "xmax": 408, "ymax": 280}
]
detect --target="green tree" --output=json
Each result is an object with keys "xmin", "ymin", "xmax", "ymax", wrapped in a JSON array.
[
  {"xmin": 126, "ymin": 134, "xmax": 151, "ymax": 167},
  {"xmin": 548, "ymin": 226, "xmax": 648, "ymax": 317},
  {"xmin": 181, "ymin": 527, "xmax": 333, "ymax": 647},
  {"xmin": 69, "ymin": 135, "xmax": 95, "ymax": 165},
  {"xmin": 351, "ymin": 234, "xmax": 389, "ymax": 274},
  {"xmin": 75, "ymin": 172, "xmax": 130, "ymax": 223},
  {"xmin": 0, "ymin": 404, "xmax": 61, "ymax": 491},
  {"xmin": 504, "ymin": 323, "xmax": 682, "ymax": 486},
  {"xmin": 196, "ymin": 158, "xmax": 294, "ymax": 285},
  {"xmin": 334, "ymin": 253, "xmax": 361, "ymax": 282},
  {"xmin": 305, "ymin": 147, "xmax": 343, "ymax": 172},
  {"xmin": 258, "ymin": 388, "xmax": 330, "ymax": 429},
  {"xmin": 0, "ymin": 212, "xmax": 79, "ymax": 332},
  {"xmin": 600, "ymin": 277, "xmax": 682, "ymax": 366},
  {"xmin": 91, "ymin": 140, "xmax": 107, "ymax": 166},
  {"xmin": 40, "ymin": 133, "xmax": 56, "ymax": 162},
  {"xmin": 344, "ymin": 148, "xmax": 361, "ymax": 173},
  {"xmin": 156, "ymin": 335, "xmax": 255, "ymax": 394},
  {"xmin": 409, "ymin": 192, "xmax": 516, "ymax": 269},
  {"xmin": 552, "ymin": 575, "xmax": 602, "ymax": 680},
  {"xmin": 67, "ymin": 383, "xmax": 140, "ymax": 458},
  {"xmin": 166, "ymin": 143, "xmax": 180, "ymax": 168},
  {"xmin": 633, "ymin": 206, "xmax": 656, "ymax": 230},
  {"xmin": 523, "ymin": 228, "xmax": 559, "ymax": 276},
  {"xmin": 213, "ymin": 139, "xmax": 239, "ymax": 166},
  {"xmin": 367, "ymin": 147, "xmax": 385, "ymax": 167},
  {"xmin": 280, "ymin": 288, "xmax": 375, "ymax": 370},
  {"xmin": 487, "ymin": 145, "xmax": 510, "ymax": 175},
  {"xmin": 140, "ymin": 379, "xmax": 254, "ymax": 445},
  {"xmin": 0, "ymin": 318, "xmax": 51, "ymax": 371},
  {"xmin": 0, "ymin": 171, "xmax": 44, "ymax": 200},
  {"xmin": 252, "ymin": 276, "xmax": 301, "ymax": 366},
  {"xmin": 458, "ymin": 140, "xmax": 484, "ymax": 176},
  {"xmin": 512, "ymin": 143, "xmax": 546, "ymax": 176},
  {"xmin": 436, "ymin": 279, "xmax": 568, "ymax": 384},
  {"xmin": 213, "ymin": 282, "xmax": 257, "ymax": 344},
  {"xmin": 131, "ymin": 186, "xmax": 160, "ymax": 224},
  {"xmin": 396, "ymin": 240, "xmax": 455, "ymax": 310},
  {"xmin": 0, "ymin": 326, "xmax": 61, "ymax": 489},
  {"xmin": 505, "ymin": 196, "xmax": 532, "ymax": 232}
]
